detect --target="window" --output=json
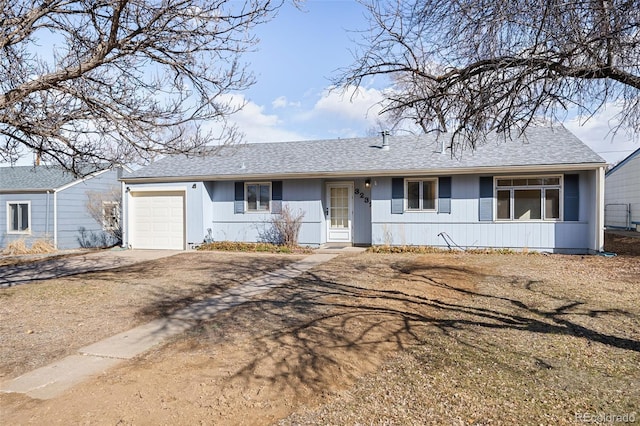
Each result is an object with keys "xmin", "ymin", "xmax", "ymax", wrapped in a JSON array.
[
  {"xmin": 102, "ymin": 201, "xmax": 120, "ymax": 230},
  {"xmin": 495, "ymin": 176, "xmax": 561, "ymax": 221},
  {"xmin": 405, "ymin": 179, "xmax": 437, "ymax": 211},
  {"xmin": 246, "ymin": 183, "xmax": 271, "ymax": 211},
  {"xmin": 7, "ymin": 202, "xmax": 30, "ymax": 233}
]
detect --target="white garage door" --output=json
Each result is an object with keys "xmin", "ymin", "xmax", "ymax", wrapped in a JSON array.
[{"xmin": 130, "ymin": 191, "xmax": 185, "ymax": 250}]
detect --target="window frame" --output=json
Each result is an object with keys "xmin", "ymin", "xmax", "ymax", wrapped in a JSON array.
[
  {"xmin": 101, "ymin": 201, "xmax": 120, "ymax": 231},
  {"xmin": 244, "ymin": 182, "xmax": 272, "ymax": 213},
  {"xmin": 404, "ymin": 178, "xmax": 438, "ymax": 212},
  {"xmin": 7, "ymin": 201, "xmax": 31, "ymax": 234},
  {"xmin": 494, "ymin": 175, "xmax": 563, "ymax": 222}
]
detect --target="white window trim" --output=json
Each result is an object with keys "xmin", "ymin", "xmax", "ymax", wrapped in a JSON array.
[
  {"xmin": 494, "ymin": 175, "xmax": 563, "ymax": 222},
  {"xmin": 404, "ymin": 178, "xmax": 438, "ymax": 212},
  {"xmin": 245, "ymin": 182, "xmax": 272, "ymax": 213},
  {"xmin": 7, "ymin": 201, "xmax": 32, "ymax": 234},
  {"xmin": 102, "ymin": 201, "xmax": 120, "ymax": 231}
]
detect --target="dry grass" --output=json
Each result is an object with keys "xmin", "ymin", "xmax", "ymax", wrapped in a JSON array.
[
  {"xmin": 2, "ymin": 238, "xmax": 56, "ymax": 256},
  {"xmin": 2, "ymin": 239, "xmax": 29, "ymax": 255},
  {"xmin": 29, "ymin": 239, "xmax": 56, "ymax": 254},
  {"xmin": 1, "ymin": 249, "xmax": 638, "ymax": 424}
]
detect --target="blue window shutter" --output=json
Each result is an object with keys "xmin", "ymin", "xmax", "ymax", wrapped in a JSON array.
[
  {"xmin": 479, "ymin": 176, "xmax": 493, "ymax": 221},
  {"xmin": 438, "ymin": 176, "xmax": 452, "ymax": 214},
  {"xmin": 271, "ymin": 181, "xmax": 283, "ymax": 214},
  {"xmin": 234, "ymin": 181, "xmax": 244, "ymax": 214},
  {"xmin": 564, "ymin": 174, "xmax": 579, "ymax": 221},
  {"xmin": 391, "ymin": 178, "xmax": 404, "ymax": 214}
]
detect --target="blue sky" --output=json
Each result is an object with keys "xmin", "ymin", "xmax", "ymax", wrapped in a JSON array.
[
  {"xmin": 220, "ymin": 0, "xmax": 639, "ymax": 164},
  {"xmin": 6, "ymin": 0, "xmax": 639, "ymax": 166}
]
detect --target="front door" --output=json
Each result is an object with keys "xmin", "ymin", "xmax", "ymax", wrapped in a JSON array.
[{"xmin": 326, "ymin": 183, "xmax": 353, "ymax": 243}]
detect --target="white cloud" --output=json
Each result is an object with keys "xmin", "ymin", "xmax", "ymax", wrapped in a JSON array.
[
  {"xmin": 272, "ymin": 96, "xmax": 288, "ymax": 109},
  {"xmin": 202, "ymin": 94, "xmax": 306, "ymax": 143},
  {"xmin": 308, "ymin": 85, "xmax": 385, "ymax": 122},
  {"xmin": 563, "ymin": 104, "xmax": 639, "ymax": 164}
]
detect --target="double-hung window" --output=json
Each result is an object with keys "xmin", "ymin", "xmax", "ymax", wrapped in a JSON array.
[
  {"xmin": 496, "ymin": 176, "xmax": 561, "ymax": 221},
  {"xmin": 405, "ymin": 178, "xmax": 437, "ymax": 211},
  {"xmin": 246, "ymin": 182, "xmax": 271, "ymax": 212},
  {"xmin": 102, "ymin": 201, "xmax": 120, "ymax": 230},
  {"xmin": 7, "ymin": 202, "xmax": 30, "ymax": 233}
]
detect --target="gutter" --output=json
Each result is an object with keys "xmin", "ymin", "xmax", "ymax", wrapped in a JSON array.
[{"xmin": 120, "ymin": 162, "xmax": 607, "ymax": 184}]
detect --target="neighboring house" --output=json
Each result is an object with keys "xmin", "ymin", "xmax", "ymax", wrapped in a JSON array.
[
  {"xmin": 121, "ymin": 126, "xmax": 607, "ymax": 253},
  {"xmin": 604, "ymin": 147, "xmax": 640, "ymax": 230},
  {"xmin": 0, "ymin": 165, "xmax": 124, "ymax": 249}
]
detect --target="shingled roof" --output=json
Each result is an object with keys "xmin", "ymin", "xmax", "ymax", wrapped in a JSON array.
[
  {"xmin": 0, "ymin": 166, "xmax": 81, "ymax": 192},
  {"xmin": 0, "ymin": 165, "xmax": 111, "ymax": 192},
  {"xmin": 124, "ymin": 126, "xmax": 606, "ymax": 181}
]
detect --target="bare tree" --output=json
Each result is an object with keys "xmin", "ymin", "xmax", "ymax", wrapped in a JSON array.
[
  {"xmin": 85, "ymin": 186, "xmax": 122, "ymax": 246},
  {"xmin": 0, "ymin": 0, "xmax": 285, "ymax": 174},
  {"xmin": 337, "ymin": 0, "xmax": 640, "ymax": 151}
]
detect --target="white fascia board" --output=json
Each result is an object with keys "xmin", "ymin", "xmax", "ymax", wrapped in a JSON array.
[
  {"xmin": 55, "ymin": 169, "xmax": 110, "ymax": 192},
  {"xmin": 120, "ymin": 163, "xmax": 606, "ymax": 184}
]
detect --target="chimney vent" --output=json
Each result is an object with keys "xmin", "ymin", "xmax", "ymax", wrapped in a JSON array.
[{"xmin": 381, "ymin": 130, "xmax": 390, "ymax": 150}]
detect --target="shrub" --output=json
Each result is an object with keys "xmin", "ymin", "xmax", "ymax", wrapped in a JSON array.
[
  {"xmin": 268, "ymin": 205, "xmax": 305, "ymax": 247},
  {"xmin": 2, "ymin": 238, "xmax": 56, "ymax": 255},
  {"xmin": 197, "ymin": 241, "xmax": 312, "ymax": 254}
]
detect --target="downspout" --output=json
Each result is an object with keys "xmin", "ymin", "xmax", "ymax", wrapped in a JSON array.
[
  {"xmin": 595, "ymin": 166, "xmax": 605, "ymax": 253},
  {"xmin": 53, "ymin": 190, "xmax": 58, "ymax": 249},
  {"xmin": 45, "ymin": 191, "xmax": 50, "ymax": 236},
  {"xmin": 121, "ymin": 181, "xmax": 127, "ymax": 248}
]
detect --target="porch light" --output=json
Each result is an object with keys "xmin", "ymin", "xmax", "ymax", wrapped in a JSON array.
[{"xmin": 365, "ymin": 179, "xmax": 371, "ymax": 188}]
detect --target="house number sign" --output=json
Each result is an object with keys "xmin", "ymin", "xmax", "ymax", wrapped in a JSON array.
[{"xmin": 354, "ymin": 187, "xmax": 371, "ymax": 207}]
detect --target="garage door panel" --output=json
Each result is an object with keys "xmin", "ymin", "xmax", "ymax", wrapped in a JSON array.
[{"xmin": 130, "ymin": 191, "xmax": 185, "ymax": 250}]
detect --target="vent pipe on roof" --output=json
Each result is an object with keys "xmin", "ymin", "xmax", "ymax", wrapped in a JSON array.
[{"xmin": 381, "ymin": 130, "xmax": 390, "ymax": 150}]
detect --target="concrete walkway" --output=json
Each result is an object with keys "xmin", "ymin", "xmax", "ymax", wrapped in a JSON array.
[{"xmin": 0, "ymin": 250, "xmax": 354, "ymax": 400}]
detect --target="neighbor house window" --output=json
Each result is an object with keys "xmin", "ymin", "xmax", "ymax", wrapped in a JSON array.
[
  {"xmin": 246, "ymin": 183, "xmax": 271, "ymax": 211},
  {"xmin": 496, "ymin": 176, "xmax": 561, "ymax": 220},
  {"xmin": 7, "ymin": 202, "xmax": 30, "ymax": 233},
  {"xmin": 102, "ymin": 201, "xmax": 120, "ymax": 230},
  {"xmin": 405, "ymin": 178, "xmax": 437, "ymax": 211}
]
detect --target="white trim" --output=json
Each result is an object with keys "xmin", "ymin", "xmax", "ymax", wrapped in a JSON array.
[
  {"xmin": 404, "ymin": 177, "xmax": 438, "ymax": 212},
  {"xmin": 127, "ymin": 186, "xmax": 187, "ymax": 250},
  {"xmin": 595, "ymin": 167, "xmax": 605, "ymax": 252},
  {"xmin": 121, "ymin": 181, "xmax": 128, "ymax": 248},
  {"xmin": 53, "ymin": 191, "xmax": 58, "ymax": 248},
  {"xmin": 326, "ymin": 182, "xmax": 354, "ymax": 243},
  {"xmin": 244, "ymin": 182, "xmax": 272, "ymax": 213},
  {"xmin": 101, "ymin": 200, "xmax": 120, "ymax": 230},
  {"xmin": 493, "ymin": 175, "xmax": 563, "ymax": 222},
  {"xmin": 56, "ymin": 169, "xmax": 110, "ymax": 192},
  {"xmin": 119, "ymin": 163, "xmax": 606, "ymax": 184},
  {"xmin": 6, "ymin": 201, "xmax": 31, "ymax": 234}
]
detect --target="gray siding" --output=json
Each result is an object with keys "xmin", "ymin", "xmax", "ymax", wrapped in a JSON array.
[
  {"xmin": 205, "ymin": 179, "xmax": 325, "ymax": 246},
  {"xmin": 0, "ymin": 192, "xmax": 54, "ymax": 248},
  {"xmin": 605, "ymin": 152, "xmax": 640, "ymax": 227},
  {"xmin": 56, "ymin": 169, "xmax": 121, "ymax": 249},
  {"xmin": 0, "ymin": 169, "xmax": 121, "ymax": 250},
  {"xmin": 371, "ymin": 172, "xmax": 597, "ymax": 253},
  {"xmin": 123, "ymin": 169, "xmax": 600, "ymax": 252}
]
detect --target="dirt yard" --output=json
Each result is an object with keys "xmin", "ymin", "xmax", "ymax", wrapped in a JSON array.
[{"xmin": 1, "ymin": 242, "xmax": 639, "ymax": 424}]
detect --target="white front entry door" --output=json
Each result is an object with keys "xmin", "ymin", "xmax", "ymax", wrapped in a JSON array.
[{"xmin": 326, "ymin": 183, "xmax": 354, "ymax": 243}]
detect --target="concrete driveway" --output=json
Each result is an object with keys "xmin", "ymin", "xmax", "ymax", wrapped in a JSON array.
[{"xmin": 0, "ymin": 249, "xmax": 181, "ymax": 288}]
